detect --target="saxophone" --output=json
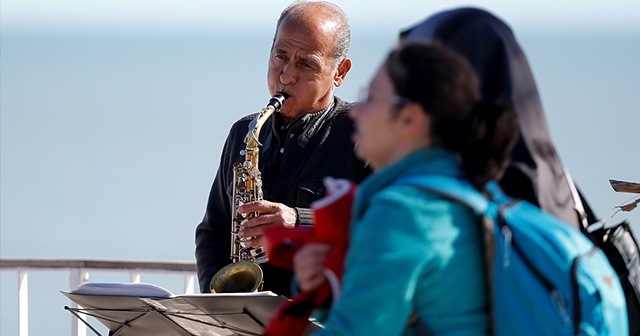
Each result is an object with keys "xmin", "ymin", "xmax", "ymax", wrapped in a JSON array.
[{"xmin": 209, "ymin": 93, "xmax": 287, "ymax": 293}]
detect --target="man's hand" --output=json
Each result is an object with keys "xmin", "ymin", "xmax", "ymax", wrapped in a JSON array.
[
  {"xmin": 236, "ymin": 200, "xmax": 297, "ymax": 247},
  {"xmin": 293, "ymin": 243, "xmax": 331, "ymax": 292}
]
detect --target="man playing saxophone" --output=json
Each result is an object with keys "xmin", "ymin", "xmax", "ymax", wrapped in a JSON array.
[{"xmin": 195, "ymin": 1, "xmax": 371, "ymax": 296}]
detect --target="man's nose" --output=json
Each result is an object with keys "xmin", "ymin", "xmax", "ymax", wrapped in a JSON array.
[{"xmin": 279, "ymin": 62, "xmax": 297, "ymax": 85}]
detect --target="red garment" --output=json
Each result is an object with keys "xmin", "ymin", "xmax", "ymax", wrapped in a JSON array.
[{"xmin": 262, "ymin": 177, "xmax": 356, "ymax": 336}]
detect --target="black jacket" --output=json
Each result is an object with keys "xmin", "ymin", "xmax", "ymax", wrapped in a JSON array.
[{"xmin": 195, "ymin": 96, "xmax": 372, "ymax": 295}]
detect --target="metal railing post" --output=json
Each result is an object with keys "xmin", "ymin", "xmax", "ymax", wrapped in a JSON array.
[
  {"xmin": 130, "ymin": 272, "xmax": 141, "ymax": 283},
  {"xmin": 69, "ymin": 268, "xmax": 89, "ymax": 336},
  {"xmin": 18, "ymin": 270, "xmax": 29, "ymax": 336},
  {"xmin": 184, "ymin": 273, "xmax": 195, "ymax": 294}
]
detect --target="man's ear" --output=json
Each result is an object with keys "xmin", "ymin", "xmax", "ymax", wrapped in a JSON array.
[{"xmin": 333, "ymin": 58, "xmax": 352, "ymax": 87}]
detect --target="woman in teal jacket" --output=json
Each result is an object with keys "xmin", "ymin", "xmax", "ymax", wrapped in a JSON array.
[{"xmin": 293, "ymin": 44, "xmax": 517, "ymax": 335}]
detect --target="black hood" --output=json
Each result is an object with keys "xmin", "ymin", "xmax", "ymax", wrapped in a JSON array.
[{"xmin": 401, "ymin": 7, "xmax": 593, "ymax": 229}]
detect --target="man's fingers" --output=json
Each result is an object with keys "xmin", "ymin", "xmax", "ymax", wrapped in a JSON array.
[
  {"xmin": 237, "ymin": 224, "xmax": 263, "ymax": 239},
  {"xmin": 238, "ymin": 215, "xmax": 281, "ymax": 238},
  {"xmin": 237, "ymin": 200, "xmax": 297, "ymax": 228},
  {"xmin": 237, "ymin": 200, "xmax": 273, "ymax": 214},
  {"xmin": 241, "ymin": 236, "xmax": 263, "ymax": 247}
]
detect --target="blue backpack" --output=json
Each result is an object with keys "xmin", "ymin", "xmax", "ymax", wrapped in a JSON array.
[{"xmin": 402, "ymin": 176, "xmax": 628, "ymax": 336}]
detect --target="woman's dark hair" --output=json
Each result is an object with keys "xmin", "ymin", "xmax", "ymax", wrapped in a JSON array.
[{"xmin": 385, "ymin": 44, "xmax": 518, "ymax": 186}]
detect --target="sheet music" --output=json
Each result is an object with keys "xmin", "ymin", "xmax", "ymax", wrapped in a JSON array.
[{"xmin": 70, "ymin": 282, "xmax": 175, "ymax": 297}]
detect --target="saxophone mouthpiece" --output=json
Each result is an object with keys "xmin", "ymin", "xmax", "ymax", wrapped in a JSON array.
[{"xmin": 268, "ymin": 93, "xmax": 287, "ymax": 111}]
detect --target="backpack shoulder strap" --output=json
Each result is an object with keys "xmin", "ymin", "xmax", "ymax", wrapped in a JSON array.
[{"xmin": 397, "ymin": 175, "xmax": 489, "ymax": 215}]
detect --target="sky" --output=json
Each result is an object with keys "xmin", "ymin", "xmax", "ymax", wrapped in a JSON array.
[
  {"xmin": 2, "ymin": 0, "xmax": 640, "ymax": 35},
  {"xmin": 1, "ymin": 0, "xmax": 639, "ymax": 334}
]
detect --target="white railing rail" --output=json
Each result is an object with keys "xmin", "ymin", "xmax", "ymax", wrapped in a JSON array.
[{"xmin": 0, "ymin": 258, "xmax": 197, "ymax": 336}]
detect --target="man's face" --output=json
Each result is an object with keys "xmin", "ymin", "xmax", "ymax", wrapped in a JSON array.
[{"xmin": 267, "ymin": 16, "xmax": 344, "ymax": 122}]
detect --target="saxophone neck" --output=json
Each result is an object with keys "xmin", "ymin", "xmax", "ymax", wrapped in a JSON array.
[
  {"xmin": 244, "ymin": 109, "xmax": 272, "ymax": 150},
  {"xmin": 243, "ymin": 93, "xmax": 287, "ymax": 152}
]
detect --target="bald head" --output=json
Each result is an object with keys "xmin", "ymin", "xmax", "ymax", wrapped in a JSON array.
[{"xmin": 273, "ymin": 1, "xmax": 351, "ymax": 68}]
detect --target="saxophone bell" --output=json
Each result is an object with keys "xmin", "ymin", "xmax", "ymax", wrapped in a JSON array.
[{"xmin": 210, "ymin": 261, "xmax": 264, "ymax": 293}]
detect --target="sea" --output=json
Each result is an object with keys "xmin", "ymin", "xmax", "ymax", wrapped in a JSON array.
[{"xmin": 1, "ymin": 28, "xmax": 639, "ymax": 335}]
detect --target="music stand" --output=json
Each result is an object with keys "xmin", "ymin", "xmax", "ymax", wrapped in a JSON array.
[{"xmin": 62, "ymin": 282, "xmax": 322, "ymax": 336}]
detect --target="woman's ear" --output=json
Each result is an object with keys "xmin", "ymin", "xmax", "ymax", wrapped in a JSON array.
[
  {"xmin": 399, "ymin": 103, "xmax": 424, "ymax": 125},
  {"xmin": 399, "ymin": 103, "xmax": 432, "ymax": 141}
]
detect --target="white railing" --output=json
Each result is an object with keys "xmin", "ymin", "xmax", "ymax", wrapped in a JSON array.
[{"xmin": 0, "ymin": 258, "xmax": 197, "ymax": 336}]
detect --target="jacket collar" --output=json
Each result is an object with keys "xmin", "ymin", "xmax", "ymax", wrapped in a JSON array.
[
  {"xmin": 266, "ymin": 96, "xmax": 336, "ymax": 153},
  {"xmin": 355, "ymin": 148, "xmax": 464, "ymax": 207}
]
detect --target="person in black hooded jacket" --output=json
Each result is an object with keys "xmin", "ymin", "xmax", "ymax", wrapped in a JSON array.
[{"xmin": 400, "ymin": 7, "xmax": 599, "ymax": 232}]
